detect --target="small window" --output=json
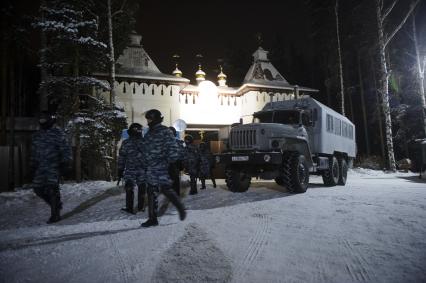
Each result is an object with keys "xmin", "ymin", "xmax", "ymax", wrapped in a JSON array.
[{"xmin": 326, "ymin": 114, "xmax": 333, "ymax": 133}]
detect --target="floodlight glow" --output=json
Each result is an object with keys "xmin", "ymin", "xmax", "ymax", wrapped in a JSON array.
[{"xmin": 198, "ymin": 80, "xmax": 218, "ymax": 97}]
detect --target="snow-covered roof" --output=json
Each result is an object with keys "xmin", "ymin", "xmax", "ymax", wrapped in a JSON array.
[
  {"xmin": 114, "ymin": 32, "xmax": 190, "ymax": 84},
  {"xmin": 240, "ymin": 47, "xmax": 318, "ymax": 95}
]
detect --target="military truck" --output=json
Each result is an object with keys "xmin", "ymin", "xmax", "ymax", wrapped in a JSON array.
[{"xmin": 217, "ymin": 97, "xmax": 356, "ymax": 193}]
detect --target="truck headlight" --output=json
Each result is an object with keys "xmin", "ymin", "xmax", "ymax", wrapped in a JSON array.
[
  {"xmin": 215, "ymin": 156, "xmax": 221, "ymax": 163},
  {"xmin": 264, "ymin": 154, "xmax": 271, "ymax": 162}
]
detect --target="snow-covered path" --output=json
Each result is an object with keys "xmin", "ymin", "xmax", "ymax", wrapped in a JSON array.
[{"xmin": 0, "ymin": 169, "xmax": 425, "ymax": 283}]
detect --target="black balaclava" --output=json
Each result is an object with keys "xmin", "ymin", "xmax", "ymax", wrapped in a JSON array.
[
  {"xmin": 39, "ymin": 111, "xmax": 56, "ymax": 130},
  {"xmin": 169, "ymin": 126, "xmax": 177, "ymax": 137},
  {"xmin": 128, "ymin": 123, "xmax": 143, "ymax": 138},
  {"xmin": 145, "ymin": 109, "xmax": 163, "ymax": 128},
  {"xmin": 184, "ymin": 135, "xmax": 193, "ymax": 145},
  {"xmin": 199, "ymin": 142, "xmax": 207, "ymax": 152}
]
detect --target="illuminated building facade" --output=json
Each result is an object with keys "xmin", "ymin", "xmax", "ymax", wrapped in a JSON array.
[{"xmin": 99, "ymin": 32, "xmax": 318, "ymax": 141}]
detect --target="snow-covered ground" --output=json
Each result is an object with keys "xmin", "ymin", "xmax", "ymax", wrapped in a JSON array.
[{"xmin": 0, "ymin": 169, "xmax": 425, "ymax": 283}]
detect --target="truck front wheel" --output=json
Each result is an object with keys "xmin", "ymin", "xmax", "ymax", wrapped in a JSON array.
[
  {"xmin": 225, "ymin": 168, "xmax": 251, "ymax": 193},
  {"xmin": 322, "ymin": 156, "xmax": 339, "ymax": 186},
  {"xmin": 289, "ymin": 154, "xmax": 309, "ymax": 193},
  {"xmin": 277, "ymin": 152, "xmax": 309, "ymax": 193}
]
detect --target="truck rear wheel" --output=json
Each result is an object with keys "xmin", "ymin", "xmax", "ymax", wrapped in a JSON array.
[
  {"xmin": 338, "ymin": 158, "xmax": 348, "ymax": 185},
  {"xmin": 322, "ymin": 156, "xmax": 339, "ymax": 186},
  {"xmin": 225, "ymin": 168, "xmax": 251, "ymax": 193}
]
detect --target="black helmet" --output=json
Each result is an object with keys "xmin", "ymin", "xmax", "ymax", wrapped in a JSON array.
[
  {"xmin": 145, "ymin": 109, "xmax": 163, "ymax": 127},
  {"xmin": 39, "ymin": 111, "xmax": 56, "ymax": 130},
  {"xmin": 184, "ymin": 134, "xmax": 193, "ymax": 144},
  {"xmin": 128, "ymin": 123, "xmax": 143, "ymax": 138}
]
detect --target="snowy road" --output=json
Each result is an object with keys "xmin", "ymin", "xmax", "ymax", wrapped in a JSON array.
[{"xmin": 0, "ymin": 169, "xmax": 425, "ymax": 283}]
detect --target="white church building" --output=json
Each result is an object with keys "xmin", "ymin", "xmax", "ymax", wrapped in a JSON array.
[{"xmin": 100, "ymin": 32, "xmax": 318, "ymax": 142}]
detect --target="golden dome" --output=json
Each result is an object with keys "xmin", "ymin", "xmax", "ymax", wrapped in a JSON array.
[
  {"xmin": 195, "ymin": 64, "xmax": 206, "ymax": 79},
  {"xmin": 217, "ymin": 66, "xmax": 227, "ymax": 80},
  {"xmin": 172, "ymin": 64, "xmax": 182, "ymax": 77}
]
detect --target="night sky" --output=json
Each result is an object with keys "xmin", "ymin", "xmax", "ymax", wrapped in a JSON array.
[{"xmin": 137, "ymin": 1, "xmax": 312, "ymax": 85}]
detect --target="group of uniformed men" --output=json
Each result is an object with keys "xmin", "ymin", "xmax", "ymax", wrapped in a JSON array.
[{"xmin": 30, "ymin": 109, "xmax": 215, "ymax": 227}]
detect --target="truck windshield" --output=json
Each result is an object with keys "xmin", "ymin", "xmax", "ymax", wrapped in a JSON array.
[
  {"xmin": 253, "ymin": 111, "xmax": 273, "ymax": 123},
  {"xmin": 273, "ymin": 110, "xmax": 300, "ymax": 124}
]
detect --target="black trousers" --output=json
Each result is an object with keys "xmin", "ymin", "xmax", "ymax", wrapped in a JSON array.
[
  {"xmin": 33, "ymin": 185, "xmax": 61, "ymax": 218},
  {"xmin": 124, "ymin": 182, "xmax": 146, "ymax": 211},
  {"xmin": 146, "ymin": 184, "xmax": 185, "ymax": 221},
  {"xmin": 168, "ymin": 163, "xmax": 181, "ymax": 196}
]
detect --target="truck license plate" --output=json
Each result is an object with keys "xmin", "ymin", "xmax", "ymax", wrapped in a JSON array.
[{"xmin": 232, "ymin": 156, "xmax": 249, "ymax": 161}]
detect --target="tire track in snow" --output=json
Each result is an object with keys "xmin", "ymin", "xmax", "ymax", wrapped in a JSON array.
[
  {"xmin": 108, "ymin": 234, "xmax": 131, "ymax": 283},
  {"xmin": 340, "ymin": 239, "xmax": 372, "ymax": 282},
  {"xmin": 235, "ymin": 211, "xmax": 270, "ymax": 279}
]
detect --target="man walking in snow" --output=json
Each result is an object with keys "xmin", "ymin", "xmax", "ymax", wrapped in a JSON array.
[
  {"xmin": 141, "ymin": 109, "xmax": 186, "ymax": 227},
  {"xmin": 183, "ymin": 134, "xmax": 200, "ymax": 195},
  {"xmin": 117, "ymin": 123, "xmax": 147, "ymax": 214},
  {"xmin": 157, "ymin": 126, "xmax": 185, "ymax": 216},
  {"xmin": 30, "ymin": 111, "xmax": 72, "ymax": 224},
  {"xmin": 168, "ymin": 126, "xmax": 185, "ymax": 196},
  {"xmin": 198, "ymin": 142, "xmax": 215, "ymax": 189}
]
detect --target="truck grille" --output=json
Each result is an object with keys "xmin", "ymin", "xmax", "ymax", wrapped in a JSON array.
[{"xmin": 230, "ymin": 129, "xmax": 257, "ymax": 149}]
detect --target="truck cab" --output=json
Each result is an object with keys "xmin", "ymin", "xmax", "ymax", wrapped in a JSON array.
[{"xmin": 218, "ymin": 97, "xmax": 356, "ymax": 193}]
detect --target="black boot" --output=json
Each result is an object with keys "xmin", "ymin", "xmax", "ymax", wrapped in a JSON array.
[
  {"xmin": 189, "ymin": 176, "xmax": 198, "ymax": 195},
  {"xmin": 47, "ymin": 187, "xmax": 61, "ymax": 224},
  {"xmin": 162, "ymin": 187, "xmax": 186, "ymax": 221},
  {"xmin": 141, "ymin": 185, "xmax": 158, "ymax": 227},
  {"xmin": 211, "ymin": 177, "xmax": 216, "ymax": 188},
  {"xmin": 201, "ymin": 178, "xmax": 206, "ymax": 190},
  {"xmin": 137, "ymin": 183, "xmax": 146, "ymax": 212},
  {"xmin": 141, "ymin": 218, "xmax": 158, "ymax": 227},
  {"xmin": 121, "ymin": 185, "xmax": 135, "ymax": 214}
]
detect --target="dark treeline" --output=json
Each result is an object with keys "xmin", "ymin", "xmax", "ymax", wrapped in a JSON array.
[{"xmin": 0, "ymin": 0, "xmax": 425, "ymax": 175}]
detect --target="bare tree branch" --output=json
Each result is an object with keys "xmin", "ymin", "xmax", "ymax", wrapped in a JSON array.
[
  {"xmin": 382, "ymin": 0, "xmax": 398, "ymax": 21},
  {"xmin": 112, "ymin": 0, "xmax": 128, "ymax": 18},
  {"xmin": 384, "ymin": 0, "xmax": 420, "ymax": 48}
]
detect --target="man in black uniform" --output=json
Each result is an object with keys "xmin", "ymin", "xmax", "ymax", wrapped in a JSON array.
[{"xmin": 31, "ymin": 112, "xmax": 72, "ymax": 223}]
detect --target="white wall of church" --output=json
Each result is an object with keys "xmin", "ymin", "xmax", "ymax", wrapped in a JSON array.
[{"xmin": 101, "ymin": 81, "xmax": 299, "ymax": 129}]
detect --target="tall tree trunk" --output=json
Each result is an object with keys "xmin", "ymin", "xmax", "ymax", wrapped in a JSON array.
[
  {"xmin": 1, "ymin": 25, "xmax": 7, "ymax": 146},
  {"xmin": 39, "ymin": 0, "xmax": 48, "ymax": 112},
  {"xmin": 412, "ymin": 13, "xmax": 426, "ymax": 136},
  {"xmin": 357, "ymin": 51, "xmax": 371, "ymax": 156},
  {"xmin": 335, "ymin": 0, "xmax": 345, "ymax": 116},
  {"xmin": 375, "ymin": 0, "xmax": 396, "ymax": 170},
  {"xmin": 371, "ymin": 49, "xmax": 386, "ymax": 163},
  {"xmin": 74, "ymin": 49, "xmax": 82, "ymax": 182},
  {"xmin": 107, "ymin": 0, "xmax": 116, "ymax": 105},
  {"xmin": 8, "ymin": 59, "xmax": 15, "ymax": 191},
  {"xmin": 374, "ymin": 0, "xmax": 420, "ymax": 170}
]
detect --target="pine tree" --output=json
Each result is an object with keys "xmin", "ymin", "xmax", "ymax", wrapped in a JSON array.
[{"xmin": 33, "ymin": 0, "xmax": 127, "ymax": 181}]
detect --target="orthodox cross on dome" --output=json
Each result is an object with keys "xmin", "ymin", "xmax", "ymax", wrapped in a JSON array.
[
  {"xmin": 172, "ymin": 54, "xmax": 182, "ymax": 77},
  {"xmin": 195, "ymin": 54, "xmax": 206, "ymax": 83},
  {"xmin": 255, "ymin": 32, "xmax": 263, "ymax": 47}
]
